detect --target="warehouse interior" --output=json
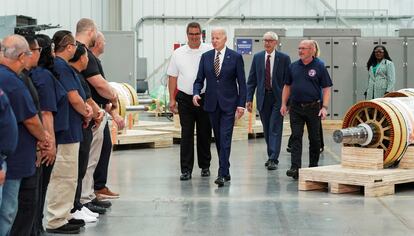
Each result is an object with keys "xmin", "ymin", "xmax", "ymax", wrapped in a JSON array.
[{"xmin": 1, "ymin": 0, "xmax": 414, "ymax": 235}]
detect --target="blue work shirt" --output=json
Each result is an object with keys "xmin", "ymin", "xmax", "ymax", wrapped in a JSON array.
[
  {"xmin": 0, "ymin": 88, "xmax": 18, "ymax": 169},
  {"xmin": 285, "ymin": 57, "xmax": 333, "ymax": 103},
  {"xmin": 0, "ymin": 65, "xmax": 38, "ymax": 179},
  {"xmin": 53, "ymin": 57, "xmax": 86, "ymax": 144},
  {"xmin": 31, "ymin": 67, "xmax": 69, "ymax": 133}
]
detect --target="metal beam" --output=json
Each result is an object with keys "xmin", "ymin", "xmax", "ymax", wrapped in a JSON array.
[
  {"xmin": 205, "ymin": 0, "xmax": 236, "ymax": 25},
  {"xmin": 319, "ymin": 0, "xmax": 351, "ymax": 28}
]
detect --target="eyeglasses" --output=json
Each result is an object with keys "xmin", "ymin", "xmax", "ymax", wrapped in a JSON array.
[
  {"xmin": 31, "ymin": 47, "xmax": 42, "ymax": 53},
  {"xmin": 263, "ymin": 39, "xmax": 276, "ymax": 43},
  {"xmin": 188, "ymin": 33, "xmax": 201, "ymax": 36},
  {"xmin": 298, "ymin": 47, "xmax": 311, "ymax": 50},
  {"xmin": 374, "ymin": 50, "xmax": 384, "ymax": 53},
  {"xmin": 19, "ymin": 50, "xmax": 33, "ymax": 57}
]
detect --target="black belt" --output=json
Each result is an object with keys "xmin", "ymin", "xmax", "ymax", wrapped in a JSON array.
[{"xmin": 292, "ymin": 100, "xmax": 320, "ymax": 108}]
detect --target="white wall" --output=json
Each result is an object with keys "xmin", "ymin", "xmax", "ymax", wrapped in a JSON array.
[
  {"xmin": 1, "ymin": 0, "xmax": 414, "ymax": 89},
  {"xmin": 119, "ymin": 0, "xmax": 414, "ymax": 89}
]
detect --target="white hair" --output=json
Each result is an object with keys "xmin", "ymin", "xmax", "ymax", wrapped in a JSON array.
[
  {"xmin": 211, "ymin": 27, "xmax": 227, "ymax": 36},
  {"xmin": 263, "ymin": 31, "xmax": 278, "ymax": 41},
  {"xmin": 1, "ymin": 34, "xmax": 29, "ymax": 59}
]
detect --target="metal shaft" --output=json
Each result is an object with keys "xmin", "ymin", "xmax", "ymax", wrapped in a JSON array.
[
  {"xmin": 126, "ymin": 105, "xmax": 149, "ymax": 112},
  {"xmin": 333, "ymin": 123, "xmax": 374, "ymax": 146},
  {"xmin": 137, "ymin": 99, "xmax": 156, "ymax": 105}
]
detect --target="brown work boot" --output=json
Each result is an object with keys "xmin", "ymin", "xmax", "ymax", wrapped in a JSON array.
[{"xmin": 95, "ymin": 187, "xmax": 120, "ymax": 200}]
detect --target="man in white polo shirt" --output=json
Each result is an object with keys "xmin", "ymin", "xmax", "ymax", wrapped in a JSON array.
[{"xmin": 167, "ymin": 22, "xmax": 212, "ymax": 181}]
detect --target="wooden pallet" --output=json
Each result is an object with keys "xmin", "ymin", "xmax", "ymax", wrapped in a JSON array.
[
  {"xmin": 299, "ymin": 146, "xmax": 414, "ymax": 197},
  {"xmin": 132, "ymin": 120, "xmax": 173, "ymax": 130},
  {"xmin": 146, "ymin": 125, "xmax": 249, "ymax": 143},
  {"xmin": 114, "ymin": 129, "xmax": 173, "ymax": 148}
]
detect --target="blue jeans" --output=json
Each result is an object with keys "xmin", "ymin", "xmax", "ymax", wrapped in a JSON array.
[
  {"xmin": 0, "ymin": 176, "xmax": 22, "ymax": 236},
  {"xmin": 0, "ymin": 162, "xmax": 6, "ymax": 205}
]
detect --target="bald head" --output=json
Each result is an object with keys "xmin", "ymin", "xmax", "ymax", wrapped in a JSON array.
[
  {"xmin": 298, "ymin": 40, "xmax": 316, "ymax": 63},
  {"xmin": 76, "ymin": 18, "xmax": 97, "ymax": 34},
  {"xmin": 91, "ymin": 31, "xmax": 106, "ymax": 57},
  {"xmin": 1, "ymin": 34, "xmax": 30, "ymax": 60},
  {"xmin": 76, "ymin": 18, "xmax": 98, "ymax": 47}
]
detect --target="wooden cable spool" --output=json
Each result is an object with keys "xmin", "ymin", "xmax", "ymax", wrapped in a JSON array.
[
  {"xmin": 109, "ymin": 82, "xmax": 138, "ymax": 118},
  {"xmin": 336, "ymin": 97, "xmax": 414, "ymax": 167},
  {"xmin": 384, "ymin": 88, "xmax": 414, "ymax": 98}
]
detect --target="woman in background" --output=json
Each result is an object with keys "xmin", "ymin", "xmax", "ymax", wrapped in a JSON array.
[{"xmin": 365, "ymin": 45, "xmax": 395, "ymax": 99}]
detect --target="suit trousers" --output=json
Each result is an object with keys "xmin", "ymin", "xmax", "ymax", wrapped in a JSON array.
[
  {"xmin": 81, "ymin": 114, "xmax": 107, "ymax": 204},
  {"xmin": 259, "ymin": 92, "xmax": 284, "ymax": 163},
  {"xmin": 289, "ymin": 102, "xmax": 321, "ymax": 169},
  {"xmin": 72, "ymin": 124, "xmax": 93, "ymax": 212},
  {"xmin": 46, "ymin": 142, "xmax": 79, "ymax": 229},
  {"xmin": 10, "ymin": 166, "xmax": 41, "ymax": 236},
  {"xmin": 176, "ymin": 91, "xmax": 212, "ymax": 174},
  {"xmin": 93, "ymin": 122, "xmax": 112, "ymax": 191},
  {"xmin": 209, "ymin": 106, "xmax": 235, "ymax": 177}
]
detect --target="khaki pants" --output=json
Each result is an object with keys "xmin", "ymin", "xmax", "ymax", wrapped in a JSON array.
[
  {"xmin": 46, "ymin": 142, "xmax": 79, "ymax": 229},
  {"xmin": 81, "ymin": 114, "xmax": 107, "ymax": 204}
]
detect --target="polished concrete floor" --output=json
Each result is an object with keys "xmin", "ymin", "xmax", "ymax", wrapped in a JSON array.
[{"xmin": 48, "ymin": 128, "xmax": 414, "ymax": 236}]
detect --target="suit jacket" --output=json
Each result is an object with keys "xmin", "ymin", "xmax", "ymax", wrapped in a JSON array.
[
  {"xmin": 366, "ymin": 59, "xmax": 395, "ymax": 99},
  {"xmin": 193, "ymin": 47, "xmax": 246, "ymax": 113},
  {"xmin": 246, "ymin": 50, "xmax": 291, "ymax": 112}
]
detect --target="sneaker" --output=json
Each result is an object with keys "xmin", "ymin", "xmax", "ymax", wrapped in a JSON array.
[
  {"xmin": 95, "ymin": 187, "xmax": 120, "ymax": 200},
  {"xmin": 84, "ymin": 202, "xmax": 107, "ymax": 214},
  {"xmin": 71, "ymin": 210, "xmax": 97, "ymax": 223},
  {"xmin": 81, "ymin": 206, "xmax": 99, "ymax": 218},
  {"xmin": 91, "ymin": 198, "xmax": 112, "ymax": 208},
  {"xmin": 46, "ymin": 223, "xmax": 80, "ymax": 234}
]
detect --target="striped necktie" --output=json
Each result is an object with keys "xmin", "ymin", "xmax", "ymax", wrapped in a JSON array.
[
  {"xmin": 265, "ymin": 54, "xmax": 271, "ymax": 90},
  {"xmin": 214, "ymin": 51, "xmax": 221, "ymax": 77}
]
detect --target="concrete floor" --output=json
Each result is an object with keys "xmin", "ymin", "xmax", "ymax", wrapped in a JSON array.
[{"xmin": 51, "ymin": 129, "xmax": 414, "ymax": 236}]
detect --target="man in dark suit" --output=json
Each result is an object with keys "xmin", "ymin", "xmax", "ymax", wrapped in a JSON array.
[
  {"xmin": 246, "ymin": 32, "xmax": 291, "ymax": 171},
  {"xmin": 193, "ymin": 28, "xmax": 246, "ymax": 187}
]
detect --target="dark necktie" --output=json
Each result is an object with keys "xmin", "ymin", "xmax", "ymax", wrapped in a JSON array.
[
  {"xmin": 214, "ymin": 51, "xmax": 221, "ymax": 77},
  {"xmin": 265, "ymin": 54, "xmax": 271, "ymax": 90}
]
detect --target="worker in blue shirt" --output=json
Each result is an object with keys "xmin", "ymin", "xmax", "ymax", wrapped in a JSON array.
[
  {"xmin": 0, "ymin": 34, "xmax": 49, "ymax": 236},
  {"xmin": 280, "ymin": 40, "xmax": 333, "ymax": 180},
  {"xmin": 0, "ymin": 88, "xmax": 18, "ymax": 183}
]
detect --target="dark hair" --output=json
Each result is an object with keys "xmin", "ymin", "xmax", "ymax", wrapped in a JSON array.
[
  {"xmin": 52, "ymin": 30, "xmax": 75, "ymax": 53},
  {"xmin": 35, "ymin": 34, "xmax": 54, "ymax": 70},
  {"xmin": 69, "ymin": 44, "xmax": 87, "ymax": 63},
  {"xmin": 366, "ymin": 45, "xmax": 392, "ymax": 70},
  {"xmin": 24, "ymin": 35, "xmax": 37, "ymax": 49},
  {"xmin": 186, "ymin": 22, "xmax": 201, "ymax": 34}
]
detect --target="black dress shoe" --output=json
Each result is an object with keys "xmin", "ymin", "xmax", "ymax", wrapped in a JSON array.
[
  {"xmin": 287, "ymin": 147, "xmax": 292, "ymax": 153},
  {"xmin": 84, "ymin": 202, "xmax": 107, "ymax": 214},
  {"xmin": 267, "ymin": 160, "xmax": 278, "ymax": 170},
  {"xmin": 201, "ymin": 169, "xmax": 210, "ymax": 177},
  {"xmin": 264, "ymin": 159, "xmax": 270, "ymax": 167},
  {"xmin": 224, "ymin": 175, "xmax": 231, "ymax": 182},
  {"xmin": 92, "ymin": 197, "xmax": 112, "ymax": 208},
  {"xmin": 46, "ymin": 223, "xmax": 80, "ymax": 234},
  {"xmin": 180, "ymin": 172, "xmax": 192, "ymax": 181},
  {"xmin": 214, "ymin": 177, "xmax": 225, "ymax": 187},
  {"xmin": 286, "ymin": 168, "xmax": 299, "ymax": 179},
  {"xmin": 68, "ymin": 218, "xmax": 85, "ymax": 227}
]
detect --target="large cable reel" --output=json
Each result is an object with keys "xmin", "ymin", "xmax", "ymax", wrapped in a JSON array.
[{"xmin": 333, "ymin": 90, "xmax": 414, "ymax": 167}]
